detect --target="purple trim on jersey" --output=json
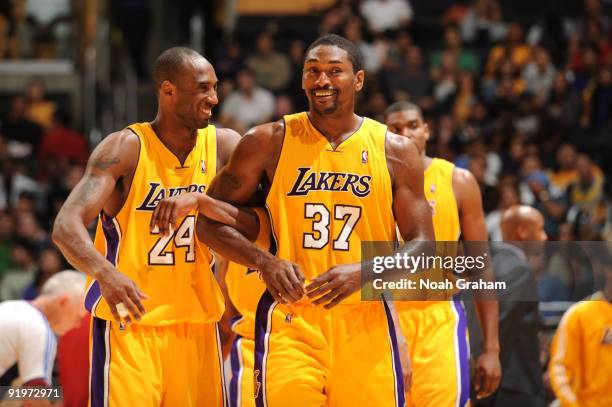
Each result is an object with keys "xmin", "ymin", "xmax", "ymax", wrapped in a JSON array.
[
  {"xmin": 229, "ymin": 335, "xmax": 243, "ymax": 407},
  {"xmin": 84, "ymin": 281, "xmax": 101, "ymax": 312},
  {"xmin": 85, "ymin": 216, "xmax": 120, "ymax": 313},
  {"xmin": 382, "ymin": 298, "xmax": 406, "ymax": 407},
  {"xmin": 452, "ymin": 298, "xmax": 470, "ymax": 407},
  {"xmin": 254, "ymin": 291, "xmax": 275, "ymax": 407},
  {"xmin": 90, "ymin": 317, "xmax": 107, "ymax": 407},
  {"xmin": 101, "ymin": 215, "xmax": 120, "ymax": 265}
]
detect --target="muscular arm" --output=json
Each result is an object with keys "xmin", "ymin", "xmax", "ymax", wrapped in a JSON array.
[
  {"xmin": 197, "ymin": 123, "xmax": 279, "ymax": 267},
  {"xmin": 198, "ymin": 122, "xmax": 304, "ymax": 303},
  {"xmin": 52, "ymin": 130, "xmax": 138, "ymax": 278},
  {"xmin": 386, "ymin": 133, "xmax": 434, "ymax": 243},
  {"xmin": 52, "ymin": 130, "xmax": 146, "ymax": 323},
  {"xmin": 454, "ymin": 168, "xmax": 501, "ymax": 397},
  {"xmin": 454, "ymin": 168, "xmax": 499, "ymax": 353}
]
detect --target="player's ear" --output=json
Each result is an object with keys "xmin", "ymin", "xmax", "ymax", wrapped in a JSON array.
[
  {"xmin": 354, "ymin": 70, "xmax": 365, "ymax": 92},
  {"xmin": 161, "ymin": 80, "xmax": 174, "ymax": 97},
  {"xmin": 424, "ymin": 122, "xmax": 431, "ymax": 141},
  {"xmin": 57, "ymin": 293, "xmax": 70, "ymax": 307}
]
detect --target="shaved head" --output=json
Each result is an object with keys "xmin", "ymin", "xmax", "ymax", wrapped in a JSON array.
[
  {"xmin": 153, "ymin": 47, "xmax": 208, "ymax": 90},
  {"xmin": 501, "ymin": 205, "xmax": 547, "ymax": 241}
]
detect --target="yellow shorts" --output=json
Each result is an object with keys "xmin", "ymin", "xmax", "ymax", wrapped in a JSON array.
[
  {"xmin": 396, "ymin": 300, "xmax": 470, "ymax": 407},
  {"xmin": 254, "ymin": 292, "xmax": 405, "ymax": 407},
  {"xmin": 89, "ymin": 317, "xmax": 227, "ymax": 407},
  {"xmin": 229, "ymin": 334, "xmax": 256, "ymax": 407}
]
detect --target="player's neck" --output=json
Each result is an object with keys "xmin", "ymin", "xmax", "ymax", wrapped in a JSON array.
[
  {"xmin": 150, "ymin": 116, "xmax": 198, "ymax": 160},
  {"xmin": 307, "ymin": 110, "xmax": 362, "ymax": 146}
]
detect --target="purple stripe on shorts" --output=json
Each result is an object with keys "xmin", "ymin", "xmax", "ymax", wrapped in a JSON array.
[
  {"xmin": 229, "ymin": 335, "xmax": 243, "ymax": 407},
  {"xmin": 254, "ymin": 291, "xmax": 275, "ymax": 407},
  {"xmin": 382, "ymin": 298, "xmax": 406, "ymax": 407},
  {"xmin": 453, "ymin": 298, "xmax": 470, "ymax": 407},
  {"xmin": 90, "ymin": 317, "xmax": 107, "ymax": 407}
]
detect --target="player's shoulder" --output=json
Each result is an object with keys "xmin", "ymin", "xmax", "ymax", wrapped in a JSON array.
[
  {"xmin": 452, "ymin": 166, "xmax": 478, "ymax": 189},
  {"xmin": 241, "ymin": 120, "xmax": 285, "ymax": 149},
  {"xmin": 384, "ymin": 130, "xmax": 419, "ymax": 161}
]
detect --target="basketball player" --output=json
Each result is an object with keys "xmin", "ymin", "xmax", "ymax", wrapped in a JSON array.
[
  {"xmin": 52, "ymin": 47, "xmax": 253, "ymax": 407},
  {"xmin": 196, "ymin": 34, "xmax": 434, "ymax": 407},
  {"xmin": 384, "ymin": 102, "xmax": 501, "ymax": 406}
]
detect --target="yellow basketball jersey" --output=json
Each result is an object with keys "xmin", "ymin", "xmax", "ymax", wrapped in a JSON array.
[
  {"xmin": 266, "ymin": 112, "xmax": 395, "ymax": 303},
  {"xmin": 85, "ymin": 122, "xmax": 224, "ymax": 325},
  {"xmin": 225, "ymin": 208, "xmax": 270, "ymax": 338},
  {"xmin": 425, "ymin": 158, "xmax": 460, "ymax": 241}
]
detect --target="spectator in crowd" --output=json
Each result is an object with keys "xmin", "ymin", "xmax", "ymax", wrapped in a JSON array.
[
  {"xmin": 486, "ymin": 182, "xmax": 520, "ymax": 241},
  {"xmin": 431, "ymin": 24, "xmax": 479, "ymax": 74},
  {"xmin": 0, "ymin": 239, "xmax": 37, "ymax": 301},
  {"xmin": 15, "ymin": 210, "xmax": 49, "ymax": 252},
  {"xmin": 523, "ymin": 47, "xmax": 556, "ymax": 105},
  {"xmin": 219, "ymin": 69, "xmax": 275, "ymax": 134},
  {"xmin": 23, "ymin": 77, "xmax": 56, "ymax": 130},
  {"xmin": 548, "ymin": 256, "xmax": 612, "ymax": 407},
  {"xmin": 566, "ymin": 153, "xmax": 607, "ymax": 233},
  {"xmin": 215, "ymin": 41, "xmax": 244, "ymax": 81},
  {"xmin": 381, "ymin": 43, "xmax": 431, "ymax": 105},
  {"xmin": 343, "ymin": 16, "xmax": 387, "ymax": 74},
  {"xmin": 548, "ymin": 143, "xmax": 578, "ymax": 194},
  {"xmin": 431, "ymin": 50, "xmax": 459, "ymax": 112},
  {"xmin": 25, "ymin": 0, "xmax": 72, "ymax": 59},
  {"xmin": 22, "ymin": 246, "xmax": 62, "ymax": 300},
  {"xmin": 460, "ymin": 0, "xmax": 507, "ymax": 44},
  {"xmin": 485, "ymin": 22, "xmax": 531, "ymax": 77},
  {"xmin": 545, "ymin": 72, "xmax": 580, "ymax": 131},
  {"xmin": 246, "ymin": 32, "xmax": 291, "ymax": 93},
  {"xmin": 0, "ymin": 210, "xmax": 12, "ymax": 279},
  {"xmin": 1, "ymin": 96, "xmax": 43, "ymax": 160},
  {"xmin": 359, "ymin": 0, "xmax": 413, "ymax": 35},
  {"xmin": 453, "ymin": 71, "xmax": 478, "ymax": 125},
  {"xmin": 580, "ymin": 65, "xmax": 612, "ymax": 128},
  {"xmin": 38, "ymin": 110, "xmax": 88, "ymax": 181},
  {"xmin": 473, "ymin": 205, "xmax": 545, "ymax": 406},
  {"xmin": 0, "ymin": 270, "xmax": 85, "ymax": 388},
  {"xmin": 0, "ymin": 159, "xmax": 39, "ymax": 211}
]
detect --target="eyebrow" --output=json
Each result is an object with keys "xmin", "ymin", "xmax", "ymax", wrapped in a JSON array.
[{"xmin": 304, "ymin": 58, "xmax": 344, "ymax": 65}]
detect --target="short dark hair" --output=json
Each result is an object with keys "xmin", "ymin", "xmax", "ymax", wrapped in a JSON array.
[
  {"xmin": 305, "ymin": 34, "xmax": 363, "ymax": 73},
  {"xmin": 153, "ymin": 47, "xmax": 202, "ymax": 88},
  {"xmin": 384, "ymin": 101, "xmax": 423, "ymax": 120}
]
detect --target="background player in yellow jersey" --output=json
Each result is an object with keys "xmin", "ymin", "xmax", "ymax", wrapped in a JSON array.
[
  {"xmin": 52, "ymin": 47, "xmax": 253, "ymax": 407},
  {"xmin": 384, "ymin": 102, "xmax": 501, "ymax": 406},
  {"xmin": 549, "ymin": 256, "xmax": 612, "ymax": 407},
  {"xmin": 197, "ymin": 34, "xmax": 434, "ymax": 407}
]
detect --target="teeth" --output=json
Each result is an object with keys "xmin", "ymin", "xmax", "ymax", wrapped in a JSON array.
[{"xmin": 315, "ymin": 91, "xmax": 334, "ymax": 97}]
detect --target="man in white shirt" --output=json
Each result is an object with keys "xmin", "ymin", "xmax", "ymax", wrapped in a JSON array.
[
  {"xmin": 220, "ymin": 69, "xmax": 275, "ymax": 133},
  {"xmin": 0, "ymin": 270, "xmax": 86, "ymax": 388},
  {"xmin": 360, "ymin": 0, "xmax": 413, "ymax": 34}
]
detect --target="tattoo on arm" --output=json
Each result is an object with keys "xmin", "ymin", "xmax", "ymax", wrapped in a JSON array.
[
  {"xmin": 92, "ymin": 157, "xmax": 120, "ymax": 170},
  {"xmin": 75, "ymin": 175, "xmax": 101, "ymax": 204}
]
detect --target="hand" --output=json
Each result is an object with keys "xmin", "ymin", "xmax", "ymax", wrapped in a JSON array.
[
  {"xmin": 305, "ymin": 263, "xmax": 360, "ymax": 309},
  {"xmin": 150, "ymin": 192, "xmax": 201, "ymax": 236},
  {"xmin": 474, "ymin": 350, "xmax": 501, "ymax": 399},
  {"xmin": 96, "ymin": 265, "xmax": 148, "ymax": 325},
  {"xmin": 399, "ymin": 341, "xmax": 412, "ymax": 393},
  {"xmin": 259, "ymin": 257, "xmax": 306, "ymax": 304}
]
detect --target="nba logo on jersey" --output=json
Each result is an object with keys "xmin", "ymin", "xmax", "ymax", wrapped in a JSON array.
[
  {"xmin": 361, "ymin": 150, "xmax": 368, "ymax": 163},
  {"xmin": 201, "ymin": 160, "xmax": 207, "ymax": 174}
]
